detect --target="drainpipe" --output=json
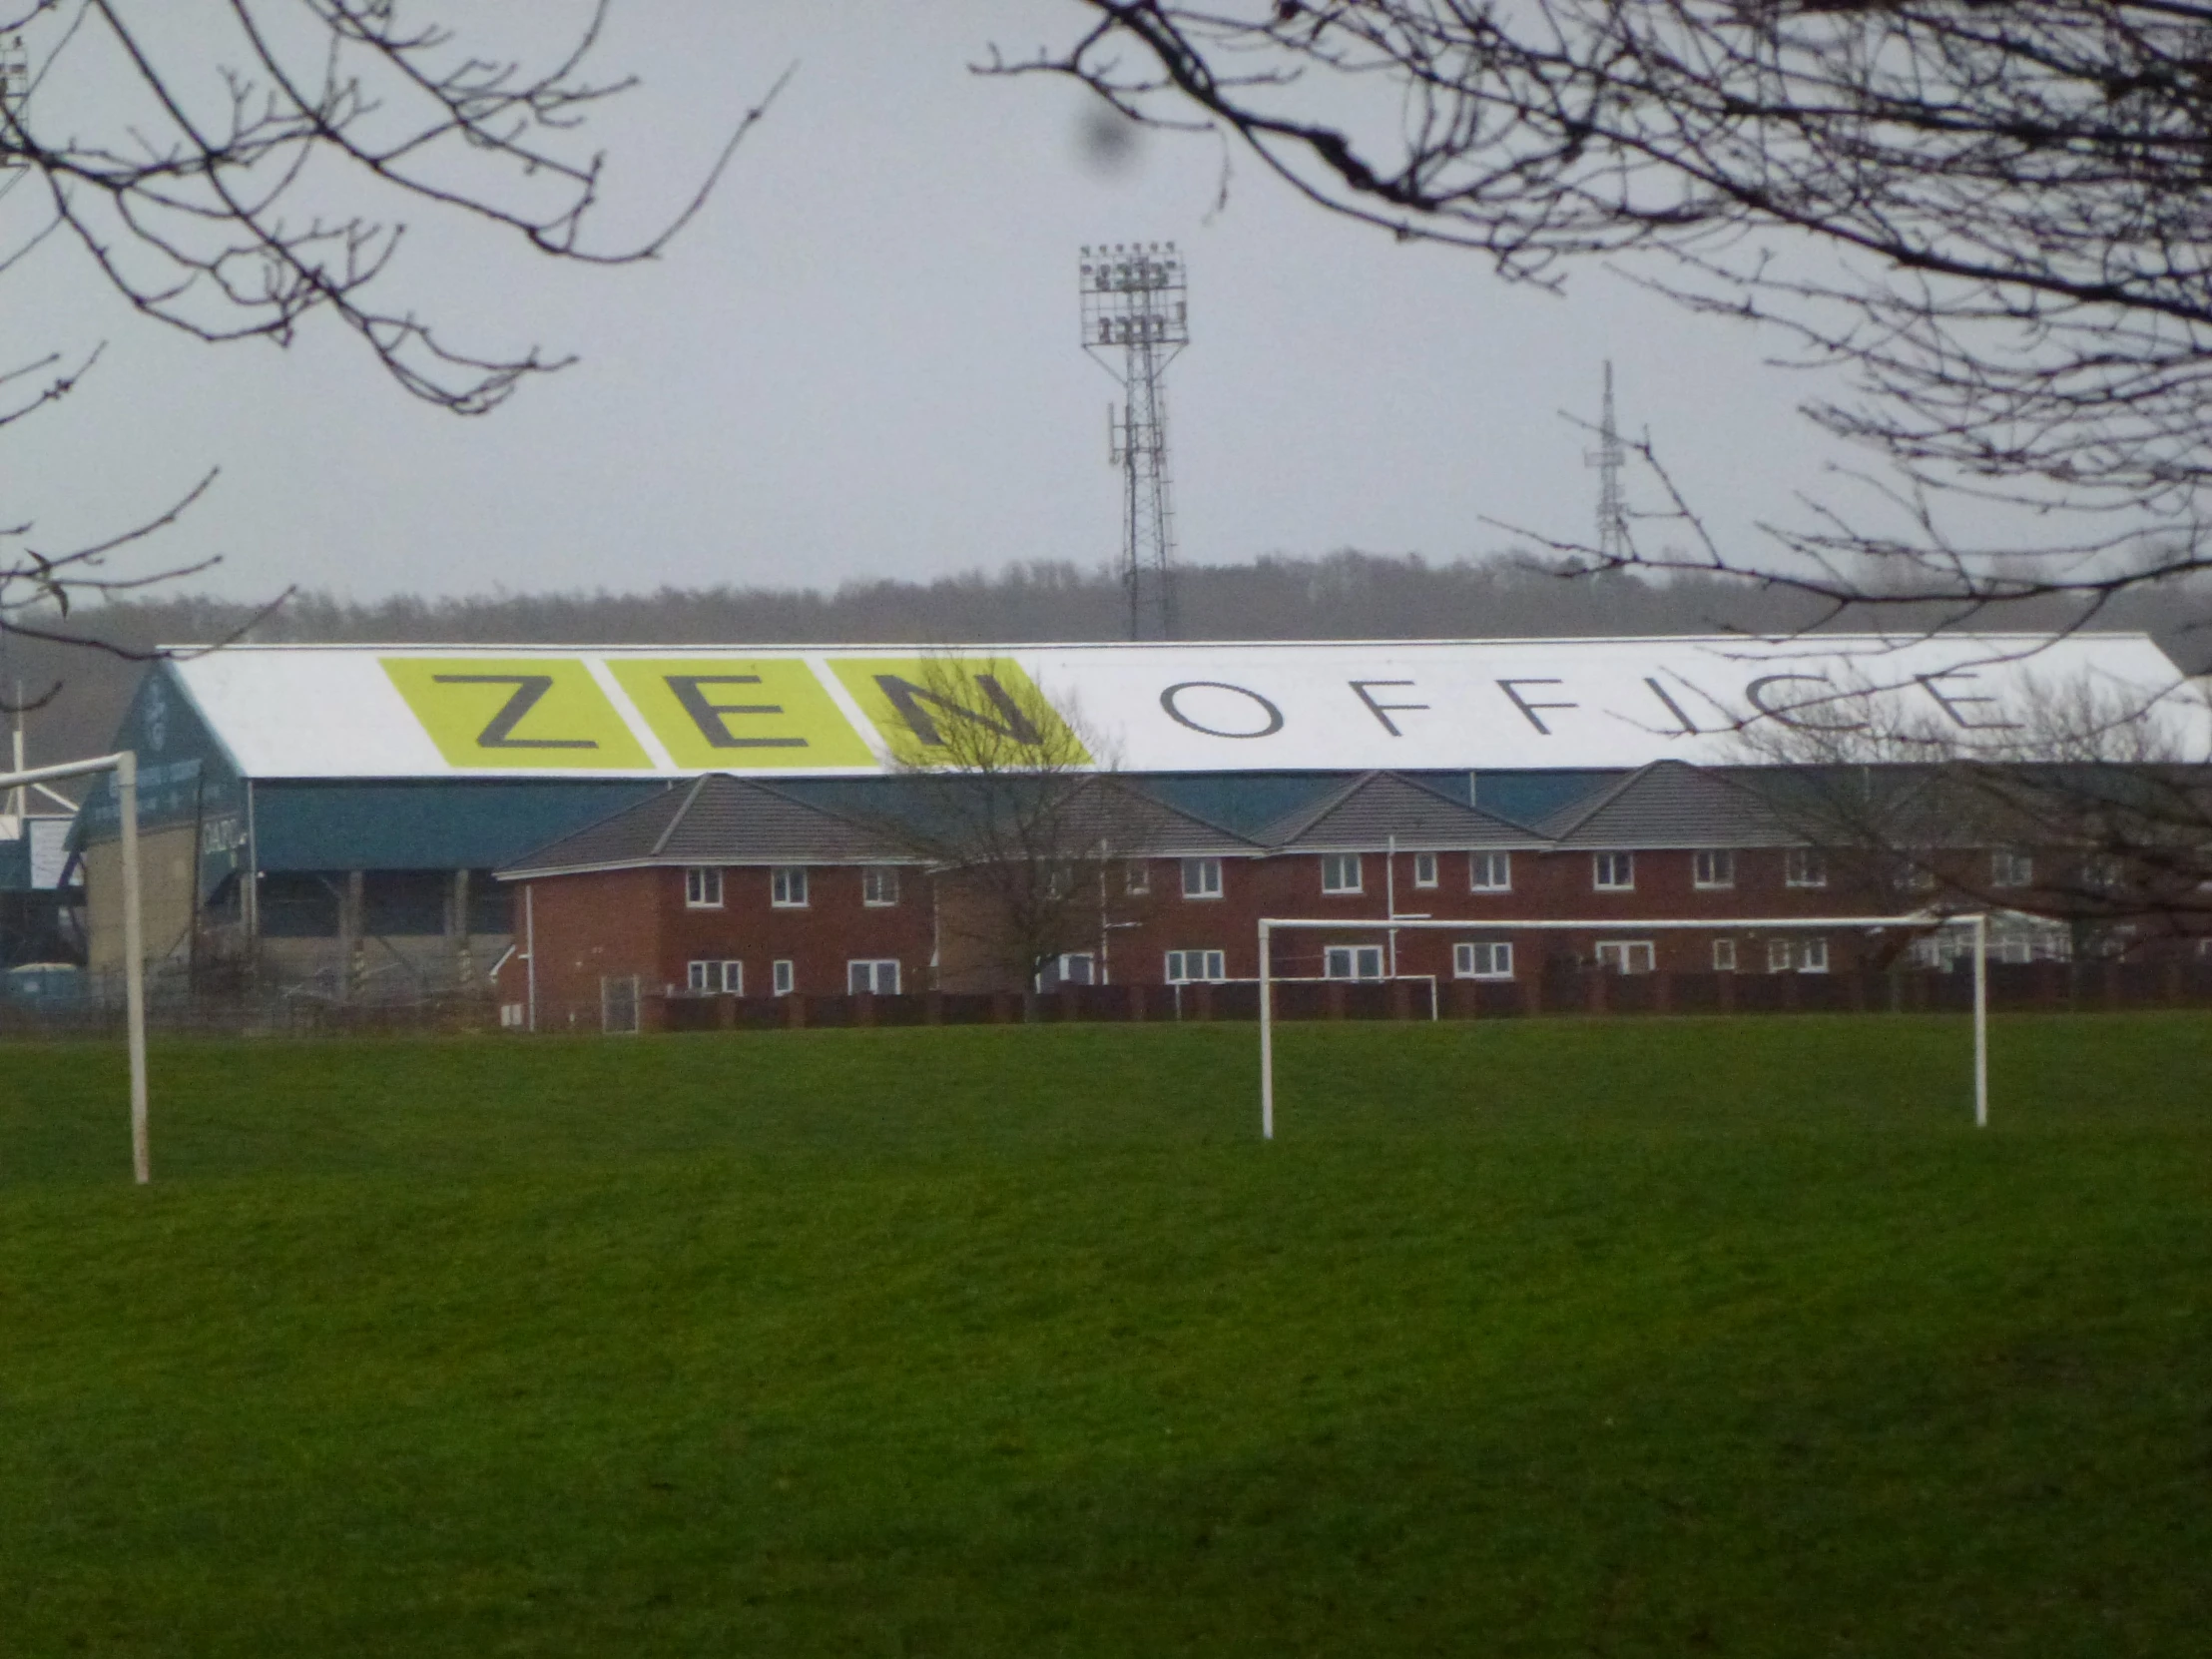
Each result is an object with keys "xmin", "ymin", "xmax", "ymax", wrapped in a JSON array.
[{"xmin": 525, "ymin": 882, "xmax": 538, "ymax": 1032}]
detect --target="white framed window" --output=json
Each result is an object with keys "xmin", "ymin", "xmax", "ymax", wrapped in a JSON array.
[
  {"xmin": 862, "ymin": 865, "xmax": 899, "ymax": 906},
  {"xmin": 1125, "ymin": 860, "xmax": 1151, "ymax": 896},
  {"xmin": 684, "ymin": 866, "xmax": 723, "ymax": 908},
  {"xmin": 2082, "ymin": 855, "xmax": 2121, "ymax": 892},
  {"xmin": 1991, "ymin": 849, "xmax": 2034, "ymax": 888},
  {"xmin": 1182, "ymin": 856, "xmax": 1223, "ymax": 899},
  {"xmin": 1785, "ymin": 848, "xmax": 1828, "ymax": 888},
  {"xmin": 1768, "ymin": 938, "xmax": 1795, "ymax": 973},
  {"xmin": 771, "ymin": 865, "xmax": 809, "ymax": 907},
  {"xmin": 1594, "ymin": 940, "xmax": 1654, "ymax": 975},
  {"xmin": 1903, "ymin": 852, "xmax": 1939, "ymax": 891},
  {"xmin": 1038, "ymin": 952, "xmax": 1096, "ymax": 990},
  {"xmin": 1412, "ymin": 851, "xmax": 1439, "ymax": 888},
  {"xmin": 686, "ymin": 958, "xmax": 743, "ymax": 995},
  {"xmin": 1452, "ymin": 940, "xmax": 1513, "ymax": 979},
  {"xmin": 1164, "ymin": 948, "xmax": 1228, "ymax": 983},
  {"xmin": 1470, "ymin": 851, "xmax": 1512, "ymax": 892},
  {"xmin": 1693, "ymin": 849, "xmax": 1735, "ymax": 889},
  {"xmin": 1593, "ymin": 852, "xmax": 1635, "ymax": 891},
  {"xmin": 1324, "ymin": 944, "xmax": 1385, "ymax": 980},
  {"xmin": 1320, "ymin": 853, "xmax": 1364, "ymax": 894},
  {"xmin": 1712, "ymin": 938, "xmax": 1737, "ymax": 972},
  {"xmin": 771, "ymin": 958, "xmax": 795, "ymax": 996},
  {"xmin": 1799, "ymin": 938, "xmax": 1830, "ymax": 974},
  {"xmin": 847, "ymin": 958, "xmax": 899, "ymax": 994}
]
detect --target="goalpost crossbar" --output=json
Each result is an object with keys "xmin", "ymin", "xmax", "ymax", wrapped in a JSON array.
[
  {"xmin": 3, "ymin": 752, "xmax": 149, "ymax": 1183},
  {"xmin": 1256, "ymin": 912, "xmax": 1989, "ymax": 1142}
]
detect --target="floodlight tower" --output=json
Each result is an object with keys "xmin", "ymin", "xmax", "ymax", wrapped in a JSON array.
[
  {"xmin": 1586, "ymin": 359, "xmax": 1631, "ymax": 561},
  {"xmin": 0, "ymin": 34, "xmax": 25, "ymax": 160},
  {"xmin": 1081, "ymin": 242, "xmax": 1189, "ymax": 641}
]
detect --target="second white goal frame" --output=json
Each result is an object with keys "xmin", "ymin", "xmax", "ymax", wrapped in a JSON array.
[
  {"xmin": 4, "ymin": 751, "xmax": 150, "ymax": 1183},
  {"xmin": 1257, "ymin": 913, "xmax": 1989, "ymax": 1141}
]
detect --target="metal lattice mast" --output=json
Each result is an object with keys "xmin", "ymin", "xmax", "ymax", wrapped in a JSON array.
[
  {"xmin": 0, "ymin": 34, "xmax": 26, "ymax": 166},
  {"xmin": 1586, "ymin": 359, "xmax": 1630, "ymax": 561},
  {"xmin": 1081, "ymin": 243, "xmax": 1188, "ymax": 640}
]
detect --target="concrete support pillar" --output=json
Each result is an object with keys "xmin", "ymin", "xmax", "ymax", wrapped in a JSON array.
[
  {"xmin": 337, "ymin": 870, "xmax": 364, "ymax": 1002},
  {"xmin": 450, "ymin": 867, "xmax": 474, "ymax": 989}
]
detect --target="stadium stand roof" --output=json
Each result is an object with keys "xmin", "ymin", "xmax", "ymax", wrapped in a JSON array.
[{"xmin": 140, "ymin": 634, "xmax": 2198, "ymax": 780}]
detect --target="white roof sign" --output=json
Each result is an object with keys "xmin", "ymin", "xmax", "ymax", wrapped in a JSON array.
[{"xmin": 162, "ymin": 635, "xmax": 2202, "ymax": 780}]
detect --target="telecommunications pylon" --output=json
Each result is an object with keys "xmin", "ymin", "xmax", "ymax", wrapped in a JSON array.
[
  {"xmin": 1081, "ymin": 243, "xmax": 1188, "ymax": 640},
  {"xmin": 1586, "ymin": 359, "xmax": 1630, "ymax": 561}
]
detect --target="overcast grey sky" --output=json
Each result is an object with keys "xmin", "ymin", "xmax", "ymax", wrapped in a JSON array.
[{"xmin": 2, "ymin": 2, "xmax": 1853, "ymax": 606}]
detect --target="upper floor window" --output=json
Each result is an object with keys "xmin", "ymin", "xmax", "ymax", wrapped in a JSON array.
[
  {"xmin": 1991, "ymin": 849, "xmax": 2034, "ymax": 888},
  {"xmin": 684, "ymin": 866, "xmax": 723, "ymax": 908},
  {"xmin": 1785, "ymin": 848, "xmax": 1828, "ymax": 888},
  {"xmin": 2082, "ymin": 855, "xmax": 2121, "ymax": 892},
  {"xmin": 1470, "ymin": 851, "xmax": 1512, "ymax": 892},
  {"xmin": 1320, "ymin": 853, "xmax": 1364, "ymax": 894},
  {"xmin": 1182, "ymin": 856, "xmax": 1223, "ymax": 899},
  {"xmin": 1124, "ymin": 860, "xmax": 1152, "ymax": 896},
  {"xmin": 862, "ymin": 866, "xmax": 900, "ymax": 906},
  {"xmin": 1411, "ymin": 852, "xmax": 1438, "ymax": 888},
  {"xmin": 1593, "ymin": 852, "xmax": 1634, "ymax": 891},
  {"xmin": 1693, "ymin": 849, "xmax": 1735, "ymax": 889},
  {"xmin": 771, "ymin": 865, "xmax": 809, "ymax": 907}
]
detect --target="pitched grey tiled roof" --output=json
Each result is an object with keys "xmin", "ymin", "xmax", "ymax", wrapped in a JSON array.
[
  {"xmin": 1539, "ymin": 759, "xmax": 1795, "ymax": 849},
  {"xmin": 1258, "ymin": 771, "xmax": 1539, "ymax": 850},
  {"xmin": 500, "ymin": 775, "xmax": 898, "ymax": 875}
]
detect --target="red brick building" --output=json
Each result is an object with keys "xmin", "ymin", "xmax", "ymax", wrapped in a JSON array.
[{"xmin": 495, "ymin": 759, "xmax": 2163, "ymax": 1031}]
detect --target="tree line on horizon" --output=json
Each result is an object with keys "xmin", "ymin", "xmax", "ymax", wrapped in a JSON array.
[{"xmin": 6, "ymin": 551, "xmax": 2206, "ymax": 771}]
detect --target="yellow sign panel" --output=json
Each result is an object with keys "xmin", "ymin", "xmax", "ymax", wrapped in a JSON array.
[
  {"xmin": 382, "ymin": 658, "xmax": 652, "ymax": 770},
  {"xmin": 606, "ymin": 658, "xmax": 875, "ymax": 769},
  {"xmin": 829, "ymin": 657, "xmax": 1090, "ymax": 769}
]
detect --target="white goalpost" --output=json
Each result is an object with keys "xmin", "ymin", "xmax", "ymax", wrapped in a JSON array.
[
  {"xmin": 4, "ymin": 752, "xmax": 150, "ymax": 1183},
  {"xmin": 1256, "ymin": 912, "xmax": 1990, "ymax": 1141}
]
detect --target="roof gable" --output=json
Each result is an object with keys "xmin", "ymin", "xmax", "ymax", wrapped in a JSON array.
[
  {"xmin": 1261, "ymin": 771, "xmax": 1539, "ymax": 850},
  {"xmin": 1540, "ymin": 760, "xmax": 1792, "ymax": 848}
]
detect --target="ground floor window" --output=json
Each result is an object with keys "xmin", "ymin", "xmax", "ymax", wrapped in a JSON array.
[
  {"xmin": 1037, "ymin": 952, "xmax": 1096, "ymax": 990},
  {"xmin": 686, "ymin": 959, "xmax": 742, "ymax": 994},
  {"xmin": 1594, "ymin": 940, "xmax": 1654, "ymax": 975},
  {"xmin": 1452, "ymin": 941, "xmax": 1513, "ymax": 979},
  {"xmin": 1712, "ymin": 938, "xmax": 1737, "ymax": 972},
  {"xmin": 847, "ymin": 958, "xmax": 900, "ymax": 995},
  {"xmin": 1165, "ymin": 948, "xmax": 1227, "ymax": 983},
  {"xmin": 772, "ymin": 959, "xmax": 795, "ymax": 996},
  {"xmin": 1767, "ymin": 938, "xmax": 1831, "ymax": 973},
  {"xmin": 1324, "ymin": 944, "xmax": 1385, "ymax": 980}
]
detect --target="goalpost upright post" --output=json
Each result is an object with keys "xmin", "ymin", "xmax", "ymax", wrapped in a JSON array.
[
  {"xmin": 1257, "ymin": 912, "xmax": 1989, "ymax": 1142},
  {"xmin": 4, "ymin": 751, "xmax": 148, "ymax": 1183}
]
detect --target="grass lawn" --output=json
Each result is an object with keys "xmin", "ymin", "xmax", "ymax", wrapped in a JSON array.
[{"xmin": 2, "ymin": 1013, "xmax": 2208, "ymax": 1656}]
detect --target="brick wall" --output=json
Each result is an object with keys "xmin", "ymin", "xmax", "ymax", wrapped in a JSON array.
[{"xmin": 518, "ymin": 861, "xmax": 935, "ymax": 1030}]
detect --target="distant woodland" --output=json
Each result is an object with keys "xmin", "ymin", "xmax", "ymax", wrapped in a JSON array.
[{"xmin": 7, "ymin": 551, "xmax": 2208, "ymax": 771}]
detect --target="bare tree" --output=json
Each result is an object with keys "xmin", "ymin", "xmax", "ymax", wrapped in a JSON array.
[
  {"xmin": 1005, "ymin": 3, "xmax": 2212, "ymax": 641},
  {"xmin": 860, "ymin": 655, "xmax": 1156, "ymax": 993},
  {"xmin": 0, "ymin": 2, "xmax": 776, "ymax": 700},
  {"xmin": 1737, "ymin": 671, "xmax": 2212, "ymax": 949}
]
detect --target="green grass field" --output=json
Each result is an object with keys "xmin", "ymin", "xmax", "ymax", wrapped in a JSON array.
[{"xmin": 3, "ymin": 1015, "xmax": 2208, "ymax": 1656}]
